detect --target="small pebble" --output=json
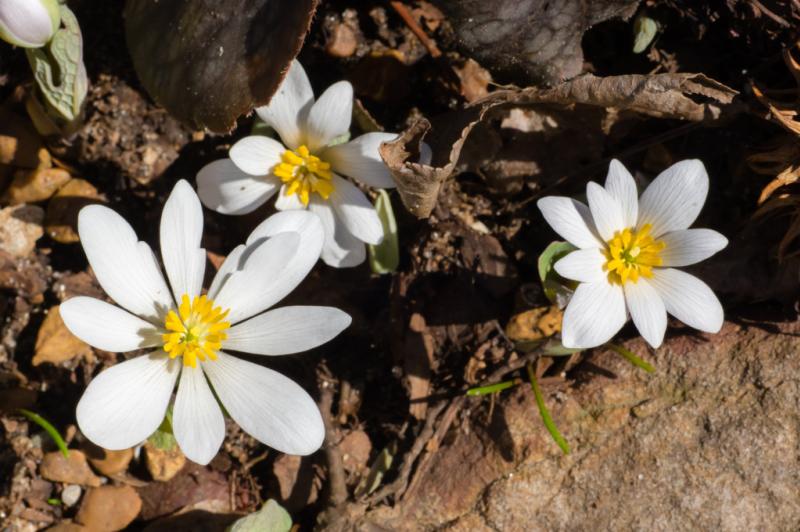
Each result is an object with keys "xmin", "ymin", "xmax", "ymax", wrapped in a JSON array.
[{"xmin": 62, "ymin": 484, "xmax": 82, "ymax": 507}]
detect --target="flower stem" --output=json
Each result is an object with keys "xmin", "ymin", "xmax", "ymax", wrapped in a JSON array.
[
  {"xmin": 607, "ymin": 343, "xmax": 656, "ymax": 373},
  {"xmin": 526, "ymin": 363, "xmax": 570, "ymax": 455},
  {"xmin": 466, "ymin": 378, "xmax": 520, "ymax": 396},
  {"xmin": 18, "ymin": 409, "xmax": 69, "ymax": 458}
]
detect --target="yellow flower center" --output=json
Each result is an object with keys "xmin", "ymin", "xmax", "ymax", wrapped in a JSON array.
[
  {"xmin": 273, "ymin": 145, "xmax": 334, "ymax": 206},
  {"xmin": 603, "ymin": 224, "xmax": 665, "ymax": 285},
  {"xmin": 162, "ymin": 295, "xmax": 231, "ymax": 368}
]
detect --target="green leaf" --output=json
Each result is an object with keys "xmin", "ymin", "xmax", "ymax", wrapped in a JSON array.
[
  {"xmin": 355, "ymin": 441, "xmax": 397, "ymax": 497},
  {"xmin": 25, "ymin": 4, "xmax": 87, "ymax": 131},
  {"xmin": 368, "ymin": 190, "xmax": 399, "ymax": 274},
  {"xmin": 536, "ymin": 241, "xmax": 576, "ymax": 305},
  {"xmin": 607, "ymin": 343, "xmax": 656, "ymax": 373},
  {"xmin": 148, "ymin": 408, "xmax": 178, "ymax": 451},
  {"xmin": 18, "ymin": 409, "xmax": 69, "ymax": 458},
  {"xmin": 633, "ymin": 14, "xmax": 658, "ymax": 54},
  {"xmin": 466, "ymin": 379, "xmax": 519, "ymax": 396},
  {"xmin": 226, "ymin": 499, "xmax": 292, "ymax": 532},
  {"xmin": 250, "ymin": 119, "xmax": 274, "ymax": 137},
  {"xmin": 526, "ymin": 363, "xmax": 570, "ymax": 455}
]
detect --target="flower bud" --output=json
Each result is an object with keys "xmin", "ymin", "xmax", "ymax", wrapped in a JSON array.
[{"xmin": 0, "ymin": 0, "xmax": 60, "ymax": 48}]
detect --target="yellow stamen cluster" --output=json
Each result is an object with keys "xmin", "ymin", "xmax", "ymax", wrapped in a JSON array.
[
  {"xmin": 273, "ymin": 145, "xmax": 334, "ymax": 206},
  {"xmin": 163, "ymin": 295, "xmax": 231, "ymax": 368},
  {"xmin": 603, "ymin": 224, "xmax": 665, "ymax": 284}
]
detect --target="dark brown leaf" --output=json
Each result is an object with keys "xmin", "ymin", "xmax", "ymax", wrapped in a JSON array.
[{"xmin": 124, "ymin": 0, "xmax": 318, "ymax": 133}]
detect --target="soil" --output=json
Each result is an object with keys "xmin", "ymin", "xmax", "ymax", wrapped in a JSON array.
[{"xmin": 2, "ymin": 1, "xmax": 800, "ymax": 531}]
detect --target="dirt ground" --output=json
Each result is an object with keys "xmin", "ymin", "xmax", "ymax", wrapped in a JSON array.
[{"xmin": 2, "ymin": 0, "xmax": 800, "ymax": 530}]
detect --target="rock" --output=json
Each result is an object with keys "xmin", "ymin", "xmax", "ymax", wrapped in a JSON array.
[
  {"xmin": 33, "ymin": 305, "xmax": 94, "ymax": 366},
  {"xmin": 62, "ymin": 484, "xmax": 82, "ymax": 507},
  {"xmin": 76, "ymin": 485, "xmax": 142, "ymax": 531},
  {"xmin": 3, "ymin": 167, "xmax": 71, "ymax": 205},
  {"xmin": 355, "ymin": 320, "xmax": 800, "ymax": 530},
  {"xmin": 0, "ymin": 204, "xmax": 44, "ymax": 257},
  {"xmin": 85, "ymin": 444, "xmax": 134, "ymax": 477},
  {"xmin": 339, "ymin": 430, "xmax": 372, "ymax": 474},
  {"xmin": 505, "ymin": 305, "xmax": 562, "ymax": 342},
  {"xmin": 271, "ymin": 454, "xmax": 318, "ymax": 512},
  {"xmin": 0, "ymin": 108, "xmax": 44, "ymax": 168},
  {"xmin": 40, "ymin": 451, "xmax": 102, "ymax": 487},
  {"xmin": 44, "ymin": 178, "xmax": 104, "ymax": 244},
  {"xmin": 137, "ymin": 462, "xmax": 229, "ymax": 521},
  {"xmin": 47, "ymin": 522, "xmax": 89, "ymax": 532},
  {"xmin": 143, "ymin": 441, "xmax": 186, "ymax": 482}
]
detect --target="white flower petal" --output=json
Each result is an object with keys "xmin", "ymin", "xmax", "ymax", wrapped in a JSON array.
[
  {"xmin": 0, "ymin": 0, "xmax": 56, "ymax": 48},
  {"xmin": 330, "ymin": 175, "xmax": 383, "ymax": 245},
  {"xmin": 322, "ymin": 132, "xmax": 397, "ymax": 189},
  {"xmin": 197, "ymin": 158, "xmax": 280, "ymax": 215},
  {"xmin": 623, "ymin": 279, "xmax": 667, "ymax": 348},
  {"xmin": 275, "ymin": 183, "xmax": 307, "ymax": 211},
  {"xmin": 304, "ymin": 81, "xmax": 353, "ymax": 153},
  {"xmin": 537, "ymin": 197, "xmax": 602, "ymax": 249},
  {"xmin": 226, "ymin": 306, "xmax": 351, "ymax": 355},
  {"xmin": 309, "ymin": 200, "xmax": 366, "ymax": 268},
  {"xmin": 60, "ymin": 297, "xmax": 160, "ymax": 352},
  {"xmin": 245, "ymin": 209, "xmax": 324, "ymax": 252},
  {"xmin": 207, "ymin": 244, "xmax": 245, "ymax": 301},
  {"xmin": 229, "ymin": 136, "xmax": 286, "ymax": 176},
  {"xmin": 203, "ymin": 352, "xmax": 324, "ymax": 455},
  {"xmin": 587, "ymin": 181, "xmax": 625, "ymax": 241},
  {"xmin": 160, "ymin": 180, "xmax": 205, "ymax": 302},
  {"xmin": 637, "ymin": 159, "xmax": 709, "ymax": 237},
  {"xmin": 553, "ymin": 248, "xmax": 607, "ymax": 283},
  {"xmin": 255, "ymin": 59, "xmax": 314, "ymax": 150},
  {"xmin": 659, "ymin": 229, "xmax": 728, "ymax": 267},
  {"xmin": 76, "ymin": 353, "xmax": 179, "ymax": 450},
  {"xmin": 78, "ymin": 205, "xmax": 173, "ymax": 322},
  {"xmin": 561, "ymin": 280, "xmax": 626, "ymax": 348},
  {"xmin": 649, "ymin": 268, "xmax": 723, "ymax": 333},
  {"xmin": 173, "ymin": 365, "xmax": 225, "ymax": 465},
  {"xmin": 214, "ymin": 232, "xmax": 310, "ymax": 324},
  {"xmin": 604, "ymin": 159, "xmax": 638, "ymax": 228}
]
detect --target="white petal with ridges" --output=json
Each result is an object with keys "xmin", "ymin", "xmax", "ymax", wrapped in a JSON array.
[
  {"xmin": 230, "ymin": 136, "xmax": 286, "ymax": 177},
  {"xmin": 537, "ymin": 197, "xmax": 602, "ymax": 250},
  {"xmin": 197, "ymin": 158, "xmax": 279, "ymax": 215},
  {"xmin": 553, "ymin": 247, "xmax": 607, "ymax": 283},
  {"xmin": 214, "ymin": 232, "xmax": 307, "ymax": 323},
  {"xmin": 322, "ymin": 132, "xmax": 397, "ymax": 189},
  {"xmin": 649, "ymin": 268, "xmax": 723, "ymax": 333},
  {"xmin": 173, "ymin": 365, "xmax": 225, "ymax": 465},
  {"xmin": 659, "ymin": 229, "xmax": 728, "ymax": 267},
  {"xmin": 78, "ymin": 205, "xmax": 173, "ymax": 322},
  {"xmin": 587, "ymin": 181, "xmax": 625, "ymax": 241},
  {"xmin": 623, "ymin": 279, "xmax": 667, "ymax": 348},
  {"xmin": 227, "ymin": 306, "xmax": 351, "ymax": 355},
  {"xmin": 255, "ymin": 60, "xmax": 314, "ymax": 150},
  {"xmin": 329, "ymin": 175, "xmax": 383, "ymax": 245},
  {"xmin": 561, "ymin": 280, "xmax": 626, "ymax": 348},
  {"xmin": 309, "ymin": 199, "xmax": 365, "ymax": 268},
  {"xmin": 604, "ymin": 159, "xmax": 638, "ymax": 227},
  {"xmin": 60, "ymin": 297, "xmax": 160, "ymax": 352},
  {"xmin": 76, "ymin": 353, "xmax": 179, "ymax": 450},
  {"xmin": 207, "ymin": 245, "xmax": 244, "ymax": 301},
  {"xmin": 160, "ymin": 180, "xmax": 205, "ymax": 302},
  {"xmin": 305, "ymin": 81, "xmax": 353, "ymax": 153},
  {"xmin": 637, "ymin": 159, "xmax": 709, "ymax": 237},
  {"xmin": 204, "ymin": 352, "xmax": 325, "ymax": 455}
]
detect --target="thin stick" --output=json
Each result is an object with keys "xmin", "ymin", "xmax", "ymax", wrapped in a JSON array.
[{"xmin": 390, "ymin": 1, "xmax": 442, "ymax": 58}]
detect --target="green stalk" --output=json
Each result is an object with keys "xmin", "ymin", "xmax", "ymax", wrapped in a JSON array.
[
  {"xmin": 466, "ymin": 379, "xmax": 519, "ymax": 396},
  {"xmin": 526, "ymin": 363, "xmax": 570, "ymax": 455},
  {"xmin": 18, "ymin": 409, "xmax": 69, "ymax": 458},
  {"xmin": 607, "ymin": 343, "xmax": 656, "ymax": 373}
]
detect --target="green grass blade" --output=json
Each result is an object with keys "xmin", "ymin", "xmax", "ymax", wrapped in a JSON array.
[
  {"xmin": 607, "ymin": 343, "xmax": 656, "ymax": 373},
  {"xmin": 18, "ymin": 409, "xmax": 69, "ymax": 458},
  {"xmin": 466, "ymin": 379, "xmax": 519, "ymax": 396},
  {"xmin": 526, "ymin": 363, "xmax": 570, "ymax": 455}
]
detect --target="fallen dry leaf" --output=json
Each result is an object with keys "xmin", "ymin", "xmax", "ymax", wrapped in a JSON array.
[{"xmin": 33, "ymin": 305, "xmax": 93, "ymax": 366}]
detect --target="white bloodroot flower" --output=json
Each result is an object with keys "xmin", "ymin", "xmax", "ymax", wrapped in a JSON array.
[
  {"xmin": 0, "ymin": 0, "xmax": 60, "ymax": 48},
  {"xmin": 60, "ymin": 180, "xmax": 351, "ymax": 465},
  {"xmin": 537, "ymin": 159, "xmax": 728, "ymax": 349},
  {"xmin": 197, "ymin": 59, "xmax": 427, "ymax": 268}
]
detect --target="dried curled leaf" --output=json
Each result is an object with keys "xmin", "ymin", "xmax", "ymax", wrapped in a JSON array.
[
  {"xmin": 124, "ymin": 0, "xmax": 317, "ymax": 133},
  {"xmin": 382, "ymin": 72, "xmax": 738, "ymax": 218}
]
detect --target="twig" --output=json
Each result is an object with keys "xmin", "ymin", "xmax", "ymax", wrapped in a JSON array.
[
  {"xmin": 749, "ymin": 0, "xmax": 791, "ymax": 27},
  {"xmin": 319, "ymin": 381, "xmax": 348, "ymax": 507},
  {"xmin": 389, "ymin": 1, "xmax": 442, "ymax": 58}
]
